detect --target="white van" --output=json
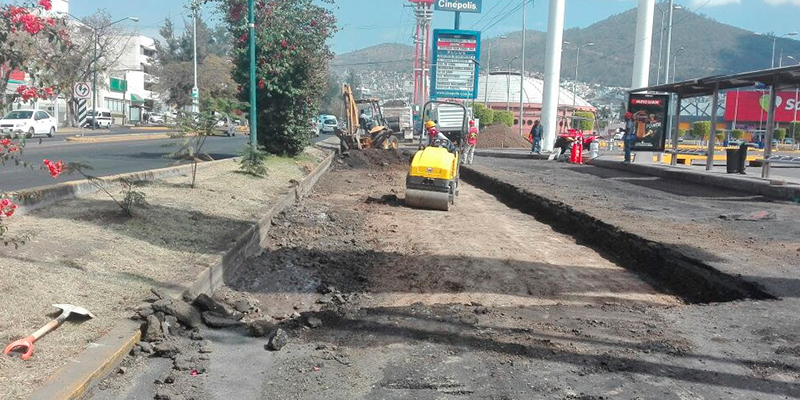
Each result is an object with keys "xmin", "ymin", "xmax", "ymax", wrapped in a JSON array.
[{"xmin": 85, "ymin": 108, "xmax": 113, "ymax": 129}]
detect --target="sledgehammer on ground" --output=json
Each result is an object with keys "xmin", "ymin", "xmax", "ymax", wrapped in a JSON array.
[{"xmin": 3, "ymin": 304, "xmax": 95, "ymax": 360}]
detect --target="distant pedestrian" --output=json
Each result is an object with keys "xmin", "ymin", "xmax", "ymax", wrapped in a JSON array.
[
  {"xmin": 465, "ymin": 120, "xmax": 478, "ymax": 164},
  {"xmin": 623, "ymin": 112, "xmax": 636, "ymax": 163},
  {"xmin": 530, "ymin": 120, "xmax": 542, "ymax": 153}
]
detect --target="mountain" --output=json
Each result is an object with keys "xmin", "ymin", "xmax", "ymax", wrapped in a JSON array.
[
  {"xmin": 333, "ymin": 7, "xmax": 800, "ymax": 88},
  {"xmin": 331, "ymin": 43, "xmax": 413, "ymax": 75}
]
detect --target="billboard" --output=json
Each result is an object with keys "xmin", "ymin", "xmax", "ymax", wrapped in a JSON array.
[
  {"xmin": 628, "ymin": 94, "xmax": 670, "ymax": 152},
  {"xmin": 430, "ymin": 29, "xmax": 481, "ymax": 100},
  {"xmin": 725, "ymin": 90, "xmax": 800, "ymax": 123},
  {"xmin": 434, "ymin": 0, "xmax": 482, "ymax": 13}
]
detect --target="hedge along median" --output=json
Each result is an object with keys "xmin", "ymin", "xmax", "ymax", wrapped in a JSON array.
[{"xmin": 0, "ymin": 147, "xmax": 332, "ymax": 400}]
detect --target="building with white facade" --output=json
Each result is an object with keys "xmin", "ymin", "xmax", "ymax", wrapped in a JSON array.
[{"xmin": 102, "ymin": 35, "xmax": 159, "ymax": 124}]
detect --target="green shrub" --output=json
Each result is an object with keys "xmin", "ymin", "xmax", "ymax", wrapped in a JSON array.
[
  {"xmin": 472, "ymin": 103, "xmax": 494, "ymax": 126},
  {"xmin": 494, "ymin": 111, "xmax": 514, "ymax": 127}
]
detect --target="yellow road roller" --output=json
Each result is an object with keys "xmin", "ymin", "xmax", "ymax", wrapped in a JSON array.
[{"xmin": 405, "ymin": 101, "xmax": 468, "ymax": 211}]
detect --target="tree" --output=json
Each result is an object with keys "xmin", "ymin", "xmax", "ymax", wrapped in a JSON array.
[
  {"xmin": 472, "ymin": 103, "xmax": 494, "ymax": 126},
  {"xmin": 494, "ymin": 110, "xmax": 514, "ymax": 127},
  {"xmin": 789, "ymin": 121, "xmax": 800, "ymax": 141},
  {"xmin": 346, "ymin": 69, "xmax": 361, "ymax": 99},
  {"xmin": 1, "ymin": 0, "xmax": 69, "ymax": 110},
  {"xmin": 220, "ymin": 0, "xmax": 337, "ymax": 156},
  {"xmin": 153, "ymin": 17, "xmax": 235, "ymax": 109},
  {"xmin": 692, "ymin": 121, "xmax": 711, "ymax": 142},
  {"xmin": 731, "ymin": 129, "xmax": 744, "ymax": 140},
  {"xmin": 573, "ymin": 111, "xmax": 595, "ymax": 131},
  {"xmin": 46, "ymin": 10, "xmax": 133, "ymax": 126},
  {"xmin": 319, "ymin": 73, "xmax": 342, "ymax": 117},
  {"xmin": 775, "ymin": 128, "xmax": 787, "ymax": 143}
]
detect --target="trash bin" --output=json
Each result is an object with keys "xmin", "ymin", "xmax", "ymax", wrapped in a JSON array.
[
  {"xmin": 737, "ymin": 143, "xmax": 750, "ymax": 174},
  {"xmin": 726, "ymin": 148, "xmax": 741, "ymax": 173}
]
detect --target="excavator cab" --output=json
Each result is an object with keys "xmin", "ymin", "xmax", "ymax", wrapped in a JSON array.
[{"xmin": 335, "ymin": 84, "xmax": 399, "ymax": 152}]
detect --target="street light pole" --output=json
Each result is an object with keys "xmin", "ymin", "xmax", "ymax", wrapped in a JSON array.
[
  {"xmin": 484, "ymin": 36, "xmax": 508, "ymax": 104},
  {"xmin": 672, "ymin": 46, "xmax": 685, "ymax": 83},
  {"xmin": 90, "ymin": 16, "xmax": 139, "ymax": 131},
  {"xmin": 663, "ymin": 1, "xmax": 681, "ymax": 85},
  {"xmin": 759, "ymin": 32, "xmax": 798, "ymax": 68},
  {"xmin": 655, "ymin": 5, "xmax": 666, "ymax": 85},
  {"xmin": 248, "ymin": 0, "xmax": 257, "ymax": 153},
  {"xmin": 504, "ymin": 56, "xmax": 517, "ymax": 111},
  {"xmin": 572, "ymin": 42, "xmax": 594, "ymax": 108}
]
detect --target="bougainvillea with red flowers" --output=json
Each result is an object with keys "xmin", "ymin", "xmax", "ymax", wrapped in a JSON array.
[{"xmin": 218, "ymin": 0, "xmax": 337, "ymax": 156}]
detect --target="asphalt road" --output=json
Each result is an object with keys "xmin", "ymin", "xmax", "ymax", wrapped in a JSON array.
[{"xmin": 1, "ymin": 133, "xmax": 334, "ymax": 192}]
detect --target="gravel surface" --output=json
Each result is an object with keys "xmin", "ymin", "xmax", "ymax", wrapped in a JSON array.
[
  {"xmin": 83, "ymin": 150, "xmax": 800, "ymax": 399},
  {"xmin": 0, "ymin": 149, "xmax": 326, "ymax": 400}
]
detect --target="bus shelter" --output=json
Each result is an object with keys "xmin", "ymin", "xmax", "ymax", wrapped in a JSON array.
[{"xmin": 630, "ymin": 65, "xmax": 800, "ymax": 178}]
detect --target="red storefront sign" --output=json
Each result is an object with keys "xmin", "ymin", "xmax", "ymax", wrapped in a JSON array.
[{"xmin": 725, "ymin": 90, "xmax": 800, "ymax": 123}]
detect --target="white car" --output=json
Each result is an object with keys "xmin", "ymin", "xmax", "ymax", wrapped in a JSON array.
[
  {"xmin": 319, "ymin": 115, "xmax": 338, "ymax": 134},
  {"xmin": 0, "ymin": 109, "xmax": 57, "ymax": 138},
  {"xmin": 149, "ymin": 113, "xmax": 165, "ymax": 124}
]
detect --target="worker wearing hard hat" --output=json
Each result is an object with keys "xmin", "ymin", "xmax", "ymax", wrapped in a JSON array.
[
  {"xmin": 465, "ymin": 120, "xmax": 478, "ymax": 164},
  {"xmin": 426, "ymin": 120, "xmax": 449, "ymax": 146}
]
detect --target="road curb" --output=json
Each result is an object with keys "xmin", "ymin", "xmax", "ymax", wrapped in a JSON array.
[
  {"xmin": 10, "ymin": 160, "xmax": 222, "ymax": 215},
  {"xmin": 25, "ymin": 150, "xmax": 335, "ymax": 400},
  {"xmin": 64, "ymin": 133, "xmax": 174, "ymax": 143},
  {"xmin": 590, "ymin": 159, "xmax": 800, "ymax": 201},
  {"xmin": 475, "ymin": 149, "xmax": 548, "ymax": 160}
]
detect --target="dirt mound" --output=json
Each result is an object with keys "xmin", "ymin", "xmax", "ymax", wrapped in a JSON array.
[
  {"xmin": 477, "ymin": 124, "xmax": 531, "ymax": 149},
  {"xmin": 338, "ymin": 149, "xmax": 411, "ymax": 169}
]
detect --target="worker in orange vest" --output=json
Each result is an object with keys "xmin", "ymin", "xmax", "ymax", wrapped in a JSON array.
[{"xmin": 465, "ymin": 120, "xmax": 478, "ymax": 164}]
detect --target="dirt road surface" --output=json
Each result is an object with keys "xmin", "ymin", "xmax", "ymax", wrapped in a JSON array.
[{"xmin": 88, "ymin": 152, "xmax": 800, "ymax": 400}]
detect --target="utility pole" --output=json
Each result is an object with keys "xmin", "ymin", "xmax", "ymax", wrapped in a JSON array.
[
  {"xmin": 519, "ymin": 0, "xmax": 527, "ymax": 138},
  {"xmin": 248, "ymin": 0, "xmax": 257, "ymax": 152},
  {"xmin": 192, "ymin": 1, "xmax": 199, "ymax": 114}
]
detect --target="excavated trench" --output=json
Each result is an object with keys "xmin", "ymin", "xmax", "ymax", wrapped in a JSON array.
[{"xmin": 460, "ymin": 166, "xmax": 776, "ymax": 304}]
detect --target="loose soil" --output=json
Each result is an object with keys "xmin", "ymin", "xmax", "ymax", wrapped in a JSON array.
[
  {"xmin": 85, "ymin": 150, "xmax": 800, "ymax": 399},
  {"xmin": 477, "ymin": 124, "xmax": 531, "ymax": 149},
  {"xmin": 0, "ymin": 149, "xmax": 326, "ymax": 400}
]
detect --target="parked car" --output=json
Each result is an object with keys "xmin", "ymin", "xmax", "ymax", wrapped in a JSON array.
[
  {"xmin": 0, "ymin": 109, "xmax": 57, "ymax": 138},
  {"xmin": 85, "ymin": 108, "xmax": 113, "ymax": 129},
  {"xmin": 148, "ymin": 113, "xmax": 165, "ymax": 124},
  {"xmin": 319, "ymin": 115, "xmax": 338, "ymax": 134}
]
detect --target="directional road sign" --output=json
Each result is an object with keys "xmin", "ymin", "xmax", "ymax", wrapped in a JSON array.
[
  {"xmin": 430, "ymin": 29, "xmax": 481, "ymax": 100},
  {"xmin": 73, "ymin": 82, "xmax": 91, "ymax": 99}
]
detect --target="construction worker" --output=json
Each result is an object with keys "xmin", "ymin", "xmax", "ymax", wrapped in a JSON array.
[
  {"xmin": 465, "ymin": 120, "xmax": 478, "ymax": 164},
  {"xmin": 623, "ymin": 112, "xmax": 635, "ymax": 163},
  {"xmin": 530, "ymin": 120, "xmax": 543, "ymax": 153}
]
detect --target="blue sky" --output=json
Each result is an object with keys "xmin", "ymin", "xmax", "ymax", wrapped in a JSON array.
[{"xmin": 66, "ymin": 0, "xmax": 800, "ymax": 54}]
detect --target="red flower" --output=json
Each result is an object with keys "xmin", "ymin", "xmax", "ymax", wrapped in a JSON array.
[
  {"xmin": 257, "ymin": 79, "xmax": 265, "ymax": 89},
  {"xmin": 280, "ymin": 39, "xmax": 288, "ymax": 49},
  {"xmin": 0, "ymin": 199, "xmax": 18, "ymax": 218},
  {"xmin": 0, "ymin": 138, "xmax": 11, "ymax": 148},
  {"xmin": 43, "ymin": 159, "xmax": 65, "ymax": 179},
  {"xmin": 38, "ymin": 0, "xmax": 52, "ymax": 11}
]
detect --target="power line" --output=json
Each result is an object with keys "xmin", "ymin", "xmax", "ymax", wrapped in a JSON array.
[
  {"xmin": 479, "ymin": 0, "xmax": 519, "ymax": 32},
  {"xmin": 481, "ymin": 0, "xmax": 535, "ymax": 33},
  {"xmin": 470, "ymin": 0, "xmax": 513, "ymax": 29}
]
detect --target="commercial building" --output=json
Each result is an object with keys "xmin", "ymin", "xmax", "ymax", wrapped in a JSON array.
[{"xmin": 476, "ymin": 72, "xmax": 596, "ymax": 133}]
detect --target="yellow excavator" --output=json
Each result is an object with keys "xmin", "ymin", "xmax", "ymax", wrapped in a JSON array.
[
  {"xmin": 405, "ymin": 100, "xmax": 468, "ymax": 211},
  {"xmin": 335, "ymin": 84, "xmax": 399, "ymax": 152}
]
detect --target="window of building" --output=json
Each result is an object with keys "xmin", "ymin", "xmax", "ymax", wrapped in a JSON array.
[
  {"xmin": 140, "ymin": 46, "xmax": 156, "ymax": 58},
  {"xmin": 105, "ymin": 98, "xmax": 125, "ymax": 113},
  {"xmin": 513, "ymin": 119, "xmax": 519, "ymax": 125}
]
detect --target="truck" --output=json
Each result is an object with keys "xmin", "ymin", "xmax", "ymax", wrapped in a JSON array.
[{"xmin": 381, "ymin": 100, "xmax": 414, "ymax": 141}]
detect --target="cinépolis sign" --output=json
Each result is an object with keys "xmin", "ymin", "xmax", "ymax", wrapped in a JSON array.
[{"xmin": 434, "ymin": 0, "xmax": 482, "ymax": 13}]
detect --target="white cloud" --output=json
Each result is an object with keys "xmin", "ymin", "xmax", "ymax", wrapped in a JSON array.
[
  {"xmin": 763, "ymin": 0, "xmax": 800, "ymax": 5},
  {"xmin": 689, "ymin": 0, "xmax": 741, "ymax": 6}
]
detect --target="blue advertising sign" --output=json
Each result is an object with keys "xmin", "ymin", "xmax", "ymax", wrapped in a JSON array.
[
  {"xmin": 430, "ymin": 29, "xmax": 481, "ymax": 100},
  {"xmin": 434, "ymin": 0, "xmax": 482, "ymax": 13}
]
